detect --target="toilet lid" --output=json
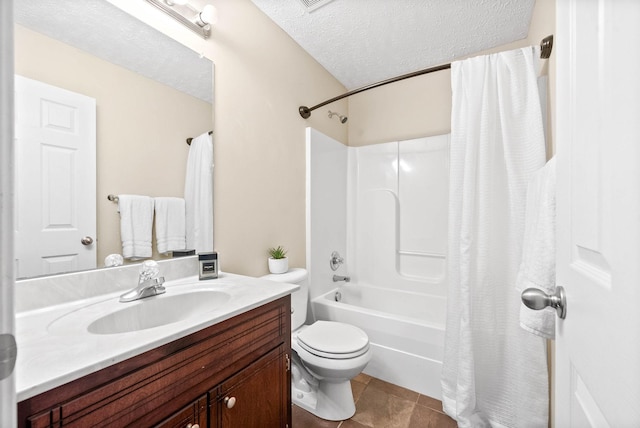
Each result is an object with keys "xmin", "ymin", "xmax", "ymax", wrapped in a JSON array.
[{"xmin": 297, "ymin": 321, "xmax": 369, "ymax": 359}]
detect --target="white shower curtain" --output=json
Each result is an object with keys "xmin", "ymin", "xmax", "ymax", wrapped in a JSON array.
[{"xmin": 441, "ymin": 47, "xmax": 548, "ymax": 427}]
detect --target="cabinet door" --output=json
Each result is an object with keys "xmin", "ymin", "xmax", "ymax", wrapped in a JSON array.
[
  {"xmin": 156, "ymin": 395, "xmax": 208, "ymax": 428},
  {"xmin": 215, "ymin": 346, "xmax": 288, "ymax": 428}
]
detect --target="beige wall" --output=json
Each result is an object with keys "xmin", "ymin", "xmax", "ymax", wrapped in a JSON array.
[
  {"xmin": 208, "ymin": 0, "xmax": 348, "ymax": 276},
  {"xmin": 348, "ymin": 0, "xmax": 555, "ymax": 154},
  {"xmin": 117, "ymin": 0, "xmax": 349, "ymax": 276},
  {"xmin": 14, "ymin": 25, "xmax": 213, "ymax": 265},
  {"xmin": 528, "ymin": 0, "xmax": 556, "ymax": 158}
]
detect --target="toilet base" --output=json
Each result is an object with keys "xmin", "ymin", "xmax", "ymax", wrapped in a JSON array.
[{"xmin": 292, "ymin": 378, "xmax": 356, "ymax": 421}]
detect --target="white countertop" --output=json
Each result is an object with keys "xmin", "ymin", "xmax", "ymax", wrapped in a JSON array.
[{"xmin": 16, "ymin": 272, "xmax": 298, "ymax": 402}]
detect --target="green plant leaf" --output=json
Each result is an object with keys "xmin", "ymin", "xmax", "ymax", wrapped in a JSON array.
[{"xmin": 267, "ymin": 245, "xmax": 288, "ymax": 259}]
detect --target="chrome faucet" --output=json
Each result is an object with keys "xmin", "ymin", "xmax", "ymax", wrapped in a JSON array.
[
  {"xmin": 119, "ymin": 276, "xmax": 166, "ymax": 302},
  {"xmin": 332, "ymin": 275, "xmax": 350, "ymax": 283}
]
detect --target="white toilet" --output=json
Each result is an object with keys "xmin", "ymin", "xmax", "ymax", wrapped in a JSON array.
[{"xmin": 262, "ymin": 268, "xmax": 372, "ymax": 421}]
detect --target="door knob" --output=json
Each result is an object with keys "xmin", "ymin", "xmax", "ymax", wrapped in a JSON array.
[
  {"xmin": 81, "ymin": 236, "xmax": 94, "ymax": 245},
  {"xmin": 521, "ymin": 286, "xmax": 566, "ymax": 319},
  {"xmin": 224, "ymin": 396, "xmax": 236, "ymax": 409}
]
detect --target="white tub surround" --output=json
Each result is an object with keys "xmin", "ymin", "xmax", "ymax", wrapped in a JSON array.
[
  {"xmin": 15, "ymin": 261, "xmax": 298, "ymax": 401},
  {"xmin": 306, "ymin": 130, "xmax": 449, "ymax": 298},
  {"xmin": 306, "ymin": 128, "xmax": 450, "ymax": 398},
  {"xmin": 349, "ymin": 135, "xmax": 449, "ymax": 294}
]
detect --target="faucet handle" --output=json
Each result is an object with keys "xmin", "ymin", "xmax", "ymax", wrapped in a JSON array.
[
  {"xmin": 154, "ymin": 276, "xmax": 165, "ymax": 283},
  {"xmin": 146, "ymin": 276, "xmax": 166, "ymax": 288},
  {"xmin": 153, "ymin": 277, "xmax": 166, "ymax": 294},
  {"xmin": 330, "ymin": 251, "xmax": 344, "ymax": 271},
  {"xmin": 139, "ymin": 260, "xmax": 160, "ymax": 283}
]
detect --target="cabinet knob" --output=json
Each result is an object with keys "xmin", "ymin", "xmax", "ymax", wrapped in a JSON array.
[
  {"xmin": 224, "ymin": 396, "xmax": 236, "ymax": 409},
  {"xmin": 186, "ymin": 424, "xmax": 199, "ymax": 428}
]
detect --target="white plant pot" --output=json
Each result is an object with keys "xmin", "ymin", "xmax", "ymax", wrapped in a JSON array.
[{"xmin": 268, "ymin": 257, "xmax": 288, "ymax": 274}]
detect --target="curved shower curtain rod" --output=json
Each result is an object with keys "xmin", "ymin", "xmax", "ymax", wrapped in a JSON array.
[{"xmin": 299, "ymin": 35, "xmax": 553, "ymax": 119}]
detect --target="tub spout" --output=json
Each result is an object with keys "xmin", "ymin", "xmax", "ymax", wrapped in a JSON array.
[{"xmin": 332, "ymin": 275, "xmax": 350, "ymax": 283}]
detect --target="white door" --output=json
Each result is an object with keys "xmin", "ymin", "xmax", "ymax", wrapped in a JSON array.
[
  {"xmin": 555, "ymin": 0, "xmax": 640, "ymax": 426},
  {"xmin": 14, "ymin": 75, "xmax": 96, "ymax": 278}
]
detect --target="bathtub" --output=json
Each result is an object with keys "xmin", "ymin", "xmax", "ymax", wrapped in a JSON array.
[{"xmin": 312, "ymin": 284, "xmax": 446, "ymax": 400}]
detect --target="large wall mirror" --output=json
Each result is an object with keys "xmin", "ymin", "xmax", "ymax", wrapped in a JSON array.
[{"xmin": 14, "ymin": 0, "xmax": 214, "ymax": 279}]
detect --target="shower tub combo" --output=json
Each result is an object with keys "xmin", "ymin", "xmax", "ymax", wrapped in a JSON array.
[
  {"xmin": 307, "ymin": 129, "xmax": 450, "ymax": 400},
  {"xmin": 312, "ymin": 283, "xmax": 446, "ymax": 400}
]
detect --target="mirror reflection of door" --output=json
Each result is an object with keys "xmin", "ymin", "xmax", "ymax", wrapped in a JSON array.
[{"xmin": 14, "ymin": 75, "xmax": 96, "ymax": 278}]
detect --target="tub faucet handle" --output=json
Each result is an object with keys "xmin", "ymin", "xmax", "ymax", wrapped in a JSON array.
[{"xmin": 330, "ymin": 251, "xmax": 344, "ymax": 271}]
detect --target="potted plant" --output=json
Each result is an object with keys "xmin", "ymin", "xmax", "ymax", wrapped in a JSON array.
[{"xmin": 267, "ymin": 245, "xmax": 288, "ymax": 274}]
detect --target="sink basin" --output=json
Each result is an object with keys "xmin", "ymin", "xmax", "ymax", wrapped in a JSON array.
[{"xmin": 48, "ymin": 289, "xmax": 231, "ymax": 335}]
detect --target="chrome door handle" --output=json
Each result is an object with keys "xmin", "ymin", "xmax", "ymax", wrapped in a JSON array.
[
  {"xmin": 521, "ymin": 286, "xmax": 566, "ymax": 319},
  {"xmin": 0, "ymin": 334, "xmax": 17, "ymax": 381},
  {"xmin": 81, "ymin": 236, "xmax": 94, "ymax": 245}
]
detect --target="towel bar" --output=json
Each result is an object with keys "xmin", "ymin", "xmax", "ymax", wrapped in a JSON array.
[
  {"xmin": 107, "ymin": 194, "xmax": 119, "ymax": 202},
  {"xmin": 186, "ymin": 130, "xmax": 213, "ymax": 145}
]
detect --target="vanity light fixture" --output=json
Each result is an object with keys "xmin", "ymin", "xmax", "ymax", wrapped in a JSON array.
[{"xmin": 145, "ymin": 0, "xmax": 217, "ymax": 39}]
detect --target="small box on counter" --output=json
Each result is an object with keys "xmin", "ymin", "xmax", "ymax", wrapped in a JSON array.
[{"xmin": 199, "ymin": 252, "xmax": 218, "ymax": 280}]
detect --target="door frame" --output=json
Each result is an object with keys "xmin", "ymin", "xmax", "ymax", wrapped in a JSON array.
[{"xmin": 0, "ymin": 0, "xmax": 17, "ymax": 426}]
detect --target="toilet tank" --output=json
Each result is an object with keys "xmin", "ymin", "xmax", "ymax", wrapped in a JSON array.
[{"xmin": 260, "ymin": 268, "xmax": 308, "ymax": 330}]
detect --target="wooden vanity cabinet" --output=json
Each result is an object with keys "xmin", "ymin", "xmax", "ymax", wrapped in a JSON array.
[
  {"xmin": 18, "ymin": 296, "xmax": 292, "ymax": 428},
  {"xmin": 158, "ymin": 396, "xmax": 208, "ymax": 428},
  {"xmin": 213, "ymin": 345, "xmax": 288, "ymax": 427}
]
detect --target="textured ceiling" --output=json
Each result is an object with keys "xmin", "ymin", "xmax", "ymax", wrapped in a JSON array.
[
  {"xmin": 14, "ymin": 0, "xmax": 213, "ymax": 103},
  {"xmin": 251, "ymin": 0, "xmax": 536, "ymax": 90}
]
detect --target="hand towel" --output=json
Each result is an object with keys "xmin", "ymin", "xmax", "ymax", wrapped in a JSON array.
[
  {"xmin": 516, "ymin": 157, "xmax": 557, "ymax": 339},
  {"xmin": 184, "ymin": 131, "xmax": 214, "ymax": 253},
  {"xmin": 118, "ymin": 195, "xmax": 154, "ymax": 260},
  {"xmin": 154, "ymin": 197, "xmax": 186, "ymax": 255}
]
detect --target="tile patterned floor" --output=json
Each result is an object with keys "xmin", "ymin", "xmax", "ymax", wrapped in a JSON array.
[{"xmin": 292, "ymin": 373, "xmax": 457, "ymax": 428}]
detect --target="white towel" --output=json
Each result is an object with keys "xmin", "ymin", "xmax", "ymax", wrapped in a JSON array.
[
  {"xmin": 154, "ymin": 197, "xmax": 186, "ymax": 255},
  {"xmin": 118, "ymin": 195, "xmax": 154, "ymax": 260},
  {"xmin": 184, "ymin": 132, "xmax": 214, "ymax": 253},
  {"xmin": 517, "ymin": 157, "xmax": 557, "ymax": 339}
]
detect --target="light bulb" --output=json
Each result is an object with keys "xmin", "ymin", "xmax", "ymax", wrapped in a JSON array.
[{"xmin": 199, "ymin": 4, "xmax": 218, "ymax": 26}]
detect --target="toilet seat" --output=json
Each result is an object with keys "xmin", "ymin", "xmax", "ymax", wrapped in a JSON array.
[{"xmin": 296, "ymin": 321, "xmax": 369, "ymax": 359}]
